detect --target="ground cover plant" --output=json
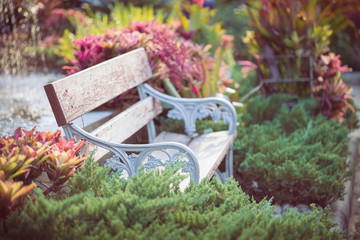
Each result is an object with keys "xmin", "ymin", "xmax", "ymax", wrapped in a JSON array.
[
  {"xmin": 0, "ymin": 156, "xmax": 345, "ymax": 239},
  {"xmin": 234, "ymin": 94, "xmax": 353, "ymax": 207}
]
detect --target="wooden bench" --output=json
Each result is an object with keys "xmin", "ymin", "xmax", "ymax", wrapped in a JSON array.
[{"xmin": 44, "ymin": 48, "xmax": 237, "ymax": 185}]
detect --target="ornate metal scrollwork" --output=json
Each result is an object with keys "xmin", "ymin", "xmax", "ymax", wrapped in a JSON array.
[
  {"xmin": 105, "ymin": 155, "xmax": 128, "ymax": 172},
  {"xmin": 143, "ymin": 152, "xmax": 195, "ymax": 174},
  {"xmin": 104, "ymin": 153, "xmax": 140, "ymax": 175},
  {"xmin": 167, "ymin": 102, "xmax": 234, "ymax": 136},
  {"xmin": 144, "ymin": 155, "xmax": 164, "ymax": 171},
  {"xmin": 104, "ymin": 148, "xmax": 197, "ymax": 181},
  {"xmin": 167, "ymin": 108, "xmax": 183, "ymax": 120},
  {"xmin": 144, "ymin": 149, "xmax": 195, "ymax": 173},
  {"xmin": 182, "ymin": 160, "xmax": 195, "ymax": 174},
  {"xmin": 141, "ymin": 83, "xmax": 237, "ymax": 136}
]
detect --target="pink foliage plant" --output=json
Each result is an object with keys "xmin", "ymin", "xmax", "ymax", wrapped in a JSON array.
[{"xmin": 63, "ymin": 20, "xmax": 232, "ymax": 99}]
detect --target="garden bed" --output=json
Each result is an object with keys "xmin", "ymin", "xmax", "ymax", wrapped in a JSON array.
[{"xmin": 1, "ymin": 0, "xmax": 359, "ymax": 238}]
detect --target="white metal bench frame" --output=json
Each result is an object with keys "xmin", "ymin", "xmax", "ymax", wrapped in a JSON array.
[{"xmin": 44, "ymin": 48, "xmax": 237, "ymax": 184}]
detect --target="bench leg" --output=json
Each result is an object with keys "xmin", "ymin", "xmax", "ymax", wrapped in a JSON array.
[
  {"xmin": 62, "ymin": 125, "xmax": 73, "ymax": 141},
  {"xmin": 214, "ymin": 169, "xmax": 226, "ymax": 183},
  {"xmin": 214, "ymin": 147, "xmax": 234, "ymax": 183},
  {"xmin": 225, "ymin": 146, "xmax": 234, "ymax": 178}
]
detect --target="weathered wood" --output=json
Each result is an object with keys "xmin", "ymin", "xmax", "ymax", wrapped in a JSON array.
[
  {"xmin": 44, "ymin": 48, "xmax": 152, "ymax": 126},
  {"xmin": 152, "ymin": 132, "xmax": 192, "ymax": 145},
  {"xmin": 188, "ymin": 131, "xmax": 236, "ymax": 181},
  {"xmin": 78, "ymin": 143, "xmax": 109, "ymax": 163},
  {"xmin": 153, "ymin": 130, "xmax": 236, "ymax": 182},
  {"xmin": 79, "ymin": 96, "xmax": 162, "ymax": 160},
  {"xmin": 92, "ymin": 96, "xmax": 161, "ymax": 143}
]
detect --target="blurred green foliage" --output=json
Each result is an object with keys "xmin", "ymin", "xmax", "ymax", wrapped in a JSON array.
[
  {"xmin": 243, "ymin": 0, "xmax": 354, "ymax": 122},
  {"xmin": 214, "ymin": 0, "xmax": 252, "ymax": 60}
]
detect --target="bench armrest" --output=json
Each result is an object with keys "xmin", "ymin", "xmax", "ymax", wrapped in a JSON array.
[
  {"xmin": 141, "ymin": 84, "xmax": 237, "ymax": 136},
  {"xmin": 66, "ymin": 123, "xmax": 200, "ymax": 183}
]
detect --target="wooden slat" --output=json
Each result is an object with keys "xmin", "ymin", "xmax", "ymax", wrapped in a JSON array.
[
  {"xmin": 188, "ymin": 131, "xmax": 236, "ymax": 181},
  {"xmin": 152, "ymin": 130, "xmax": 236, "ymax": 182},
  {"xmin": 152, "ymin": 132, "xmax": 192, "ymax": 146},
  {"xmin": 79, "ymin": 96, "xmax": 162, "ymax": 161},
  {"xmin": 78, "ymin": 143, "xmax": 108, "ymax": 163},
  {"xmin": 44, "ymin": 48, "xmax": 152, "ymax": 126}
]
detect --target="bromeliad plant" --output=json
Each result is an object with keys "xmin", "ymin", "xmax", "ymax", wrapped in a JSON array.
[
  {"xmin": 0, "ymin": 127, "xmax": 86, "ymax": 219},
  {"xmin": 63, "ymin": 30, "xmax": 150, "ymax": 75},
  {"xmin": 0, "ymin": 171, "xmax": 36, "ymax": 220},
  {"xmin": 43, "ymin": 135, "xmax": 86, "ymax": 190}
]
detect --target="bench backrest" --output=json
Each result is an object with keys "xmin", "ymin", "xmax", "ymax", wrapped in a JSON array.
[
  {"xmin": 44, "ymin": 48, "xmax": 162, "ymax": 159},
  {"xmin": 45, "ymin": 48, "xmax": 153, "ymax": 126}
]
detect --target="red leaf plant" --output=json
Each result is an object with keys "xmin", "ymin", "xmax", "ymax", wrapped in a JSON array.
[
  {"xmin": 63, "ymin": 20, "xmax": 232, "ymax": 99},
  {"xmin": 0, "ymin": 127, "xmax": 87, "ymax": 193},
  {"xmin": 0, "ymin": 127, "xmax": 86, "ymax": 218},
  {"xmin": 315, "ymin": 53, "xmax": 354, "ymax": 122}
]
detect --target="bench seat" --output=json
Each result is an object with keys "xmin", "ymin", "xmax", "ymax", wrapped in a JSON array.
[{"xmin": 152, "ymin": 131, "xmax": 236, "ymax": 181}]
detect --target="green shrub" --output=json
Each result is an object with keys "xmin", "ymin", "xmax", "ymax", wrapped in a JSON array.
[
  {"xmin": 235, "ymin": 96, "xmax": 352, "ymax": 207},
  {"xmin": 274, "ymin": 104, "xmax": 310, "ymax": 135},
  {"xmin": 0, "ymin": 158, "xmax": 344, "ymax": 239},
  {"xmin": 157, "ymin": 116, "xmax": 228, "ymax": 135},
  {"xmin": 66, "ymin": 154, "xmax": 126, "ymax": 197},
  {"xmin": 214, "ymin": 1, "xmax": 252, "ymax": 60},
  {"xmin": 231, "ymin": 64, "xmax": 259, "ymax": 99},
  {"xmin": 242, "ymin": 94, "xmax": 298, "ymax": 126}
]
